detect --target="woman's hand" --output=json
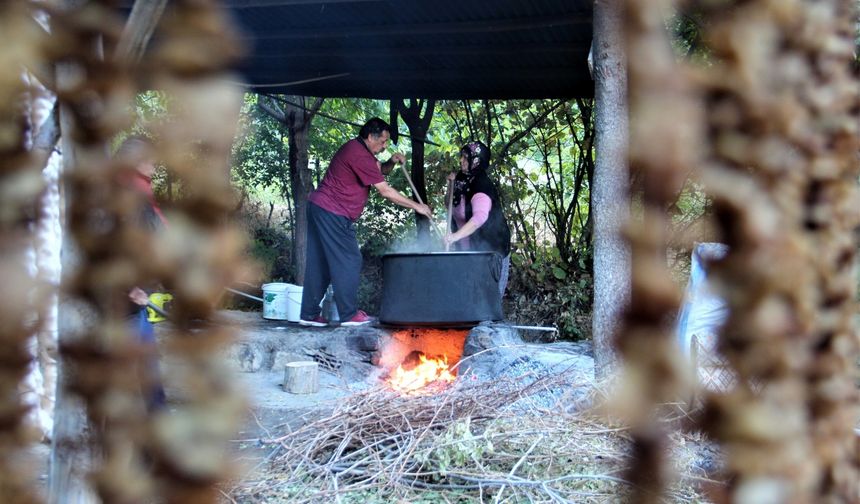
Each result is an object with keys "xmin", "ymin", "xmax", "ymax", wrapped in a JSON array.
[
  {"xmin": 446, "ymin": 172, "xmax": 457, "ymax": 182},
  {"xmin": 443, "ymin": 232, "xmax": 460, "ymax": 248}
]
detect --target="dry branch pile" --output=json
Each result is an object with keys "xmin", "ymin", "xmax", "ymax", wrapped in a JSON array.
[{"xmin": 230, "ymin": 374, "xmax": 711, "ymax": 503}]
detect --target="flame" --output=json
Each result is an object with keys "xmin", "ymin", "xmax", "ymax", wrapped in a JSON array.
[{"xmin": 387, "ymin": 354, "xmax": 456, "ymax": 394}]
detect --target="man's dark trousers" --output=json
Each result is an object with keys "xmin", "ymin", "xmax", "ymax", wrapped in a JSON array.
[{"xmin": 300, "ymin": 202, "xmax": 362, "ymax": 321}]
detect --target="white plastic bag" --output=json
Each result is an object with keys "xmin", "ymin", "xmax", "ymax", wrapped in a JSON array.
[{"xmin": 676, "ymin": 243, "xmax": 729, "ymax": 356}]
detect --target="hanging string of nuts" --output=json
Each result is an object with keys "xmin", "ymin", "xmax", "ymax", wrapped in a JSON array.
[
  {"xmin": 23, "ymin": 0, "xmax": 250, "ymax": 501},
  {"xmin": 787, "ymin": 3, "xmax": 860, "ymax": 498},
  {"xmin": 42, "ymin": 1, "xmax": 166, "ymax": 501},
  {"xmin": 692, "ymin": 0, "xmax": 860, "ymax": 501},
  {"xmin": 0, "ymin": 2, "xmax": 50, "ymax": 502},
  {"xmin": 138, "ymin": 1, "xmax": 249, "ymax": 502},
  {"xmin": 614, "ymin": 0, "xmax": 698, "ymax": 501}
]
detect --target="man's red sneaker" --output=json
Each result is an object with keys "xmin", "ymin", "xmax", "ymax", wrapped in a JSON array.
[
  {"xmin": 299, "ymin": 315, "xmax": 328, "ymax": 327},
  {"xmin": 341, "ymin": 310, "xmax": 373, "ymax": 326}
]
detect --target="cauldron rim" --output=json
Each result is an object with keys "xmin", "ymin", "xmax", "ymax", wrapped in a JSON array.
[{"xmin": 382, "ymin": 251, "xmax": 496, "ymax": 258}]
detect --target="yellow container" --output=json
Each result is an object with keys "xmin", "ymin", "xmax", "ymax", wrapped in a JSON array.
[{"xmin": 147, "ymin": 293, "xmax": 173, "ymax": 323}]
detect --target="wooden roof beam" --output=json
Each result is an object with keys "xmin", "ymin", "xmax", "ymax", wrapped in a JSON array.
[
  {"xmin": 119, "ymin": 0, "xmax": 382, "ymax": 7},
  {"xmin": 246, "ymin": 67, "xmax": 584, "ymax": 82},
  {"xmin": 247, "ymin": 43, "xmax": 587, "ymax": 60},
  {"xmin": 246, "ymin": 14, "xmax": 589, "ymax": 40}
]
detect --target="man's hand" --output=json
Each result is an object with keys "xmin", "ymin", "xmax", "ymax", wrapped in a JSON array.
[
  {"xmin": 413, "ymin": 203, "xmax": 432, "ymax": 218},
  {"xmin": 380, "ymin": 153, "xmax": 405, "ymax": 175},
  {"xmin": 129, "ymin": 287, "xmax": 149, "ymax": 306}
]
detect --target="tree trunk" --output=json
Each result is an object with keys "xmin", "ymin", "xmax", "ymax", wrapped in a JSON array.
[
  {"xmin": 258, "ymin": 95, "xmax": 324, "ymax": 285},
  {"xmin": 396, "ymin": 99, "xmax": 436, "ymax": 247},
  {"xmin": 409, "ymin": 135, "xmax": 430, "ymax": 244},
  {"xmin": 591, "ymin": 0, "xmax": 629, "ymax": 379},
  {"xmin": 289, "ymin": 119, "xmax": 311, "ymax": 284}
]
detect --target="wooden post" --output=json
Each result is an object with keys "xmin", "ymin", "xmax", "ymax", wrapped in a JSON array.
[
  {"xmin": 591, "ymin": 0, "xmax": 630, "ymax": 379},
  {"xmin": 113, "ymin": 0, "xmax": 168, "ymax": 62},
  {"xmin": 283, "ymin": 361, "xmax": 320, "ymax": 394},
  {"xmin": 49, "ymin": 64, "xmax": 98, "ymax": 504}
]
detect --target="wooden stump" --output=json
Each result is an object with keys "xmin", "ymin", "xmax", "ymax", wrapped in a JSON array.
[{"xmin": 283, "ymin": 361, "xmax": 319, "ymax": 394}]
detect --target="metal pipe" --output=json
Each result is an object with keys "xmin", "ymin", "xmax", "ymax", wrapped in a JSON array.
[
  {"xmin": 225, "ymin": 287, "xmax": 265, "ymax": 303},
  {"xmin": 501, "ymin": 324, "xmax": 558, "ymax": 333},
  {"xmin": 146, "ymin": 301, "xmax": 170, "ymax": 319}
]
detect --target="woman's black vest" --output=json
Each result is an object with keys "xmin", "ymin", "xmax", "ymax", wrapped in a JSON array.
[{"xmin": 452, "ymin": 172, "xmax": 511, "ymax": 256}]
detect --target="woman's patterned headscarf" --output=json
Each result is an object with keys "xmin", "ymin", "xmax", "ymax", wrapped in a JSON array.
[
  {"xmin": 461, "ymin": 141, "xmax": 490, "ymax": 173},
  {"xmin": 453, "ymin": 141, "xmax": 490, "ymax": 205}
]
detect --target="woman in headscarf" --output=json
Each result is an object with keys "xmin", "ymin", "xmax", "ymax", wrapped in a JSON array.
[{"xmin": 444, "ymin": 141, "xmax": 512, "ymax": 295}]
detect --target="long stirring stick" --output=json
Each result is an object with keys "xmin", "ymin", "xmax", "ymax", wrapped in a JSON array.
[
  {"xmin": 445, "ymin": 178, "xmax": 454, "ymax": 251},
  {"xmin": 398, "ymin": 162, "xmax": 444, "ymax": 237}
]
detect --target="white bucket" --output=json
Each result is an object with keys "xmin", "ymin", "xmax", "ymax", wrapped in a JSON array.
[
  {"xmin": 285, "ymin": 284, "xmax": 303, "ymax": 322},
  {"xmin": 262, "ymin": 283, "xmax": 291, "ymax": 320}
]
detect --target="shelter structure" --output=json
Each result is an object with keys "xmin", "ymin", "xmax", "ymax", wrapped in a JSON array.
[{"xmin": 211, "ymin": 0, "xmax": 594, "ymax": 99}]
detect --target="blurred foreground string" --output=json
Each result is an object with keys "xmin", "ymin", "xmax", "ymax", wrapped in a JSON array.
[
  {"xmin": 40, "ymin": 0, "xmax": 251, "ymax": 502},
  {"xmin": 0, "ymin": 2, "xmax": 51, "ymax": 502},
  {"xmin": 141, "ymin": 0, "xmax": 250, "ymax": 501},
  {"xmin": 693, "ymin": 0, "xmax": 860, "ymax": 501},
  {"xmin": 614, "ymin": 0, "xmax": 697, "ymax": 501}
]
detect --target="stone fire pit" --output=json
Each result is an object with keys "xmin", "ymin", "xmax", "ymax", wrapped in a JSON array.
[{"xmin": 157, "ymin": 310, "xmax": 595, "ymax": 423}]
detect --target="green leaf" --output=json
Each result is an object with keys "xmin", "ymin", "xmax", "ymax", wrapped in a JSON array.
[
  {"xmin": 552, "ymin": 267, "xmax": 567, "ymax": 280},
  {"xmin": 511, "ymin": 254, "xmax": 524, "ymax": 267}
]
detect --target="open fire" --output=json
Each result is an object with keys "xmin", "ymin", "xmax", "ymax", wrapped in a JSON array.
[{"xmin": 386, "ymin": 351, "xmax": 456, "ymax": 394}]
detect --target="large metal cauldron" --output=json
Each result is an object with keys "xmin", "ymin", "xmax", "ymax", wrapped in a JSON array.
[{"xmin": 379, "ymin": 251, "xmax": 503, "ymax": 326}]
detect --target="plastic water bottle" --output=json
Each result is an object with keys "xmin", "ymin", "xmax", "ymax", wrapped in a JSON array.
[{"xmin": 320, "ymin": 285, "xmax": 340, "ymax": 322}]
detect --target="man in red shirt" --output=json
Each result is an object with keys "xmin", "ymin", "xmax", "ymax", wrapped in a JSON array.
[{"xmin": 300, "ymin": 118, "xmax": 432, "ymax": 327}]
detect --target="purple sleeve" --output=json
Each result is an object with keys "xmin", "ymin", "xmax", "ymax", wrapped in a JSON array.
[
  {"xmin": 351, "ymin": 143, "xmax": 384, "ymax": 186},
  {"xmin": 355, "ymin": 158, "xmax": 384, "ymax": 186},
  {"xmin": 468, "ymin": 193, "xmax": 491, "ymax": 227}
]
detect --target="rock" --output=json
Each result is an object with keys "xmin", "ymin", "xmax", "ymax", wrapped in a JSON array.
[
  {"xmin": 460, "ymin": 323, "xmax": 523, "ymax": 378},
  {"xmin": 346, "ymin": 330, "xmax": 380, "ymax": 352},
  {"xmin": 273, "ymin": 350, "xmax": 305, "ymax": 372},
  {"xmin": 460, "ymin": 322, "xmax": 595, "ymax": 409},
  {"xmin": 462, "ymin": 323, "xmax": 521, "ymax": 357},
  {"xmin": 232, "ymin": 343, "xmax": 269, "ymax": 373}
]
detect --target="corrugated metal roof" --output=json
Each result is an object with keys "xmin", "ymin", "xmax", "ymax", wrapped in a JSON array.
[{"xmin": 162, "ymin": 0, "xmax": 594, "ymax": 99}]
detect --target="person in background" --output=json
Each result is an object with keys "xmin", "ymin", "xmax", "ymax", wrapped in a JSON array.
[
  {"xmin": 299, "ymin": 118, "xmax": 433, "ymax": 327},
  {"xmin": 118, "ymin": 135, "xmax": 167, "ymax": 410},
  {"xmin": 444, "ymin": 141, "xmax": 512, "ymax": 295}
]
